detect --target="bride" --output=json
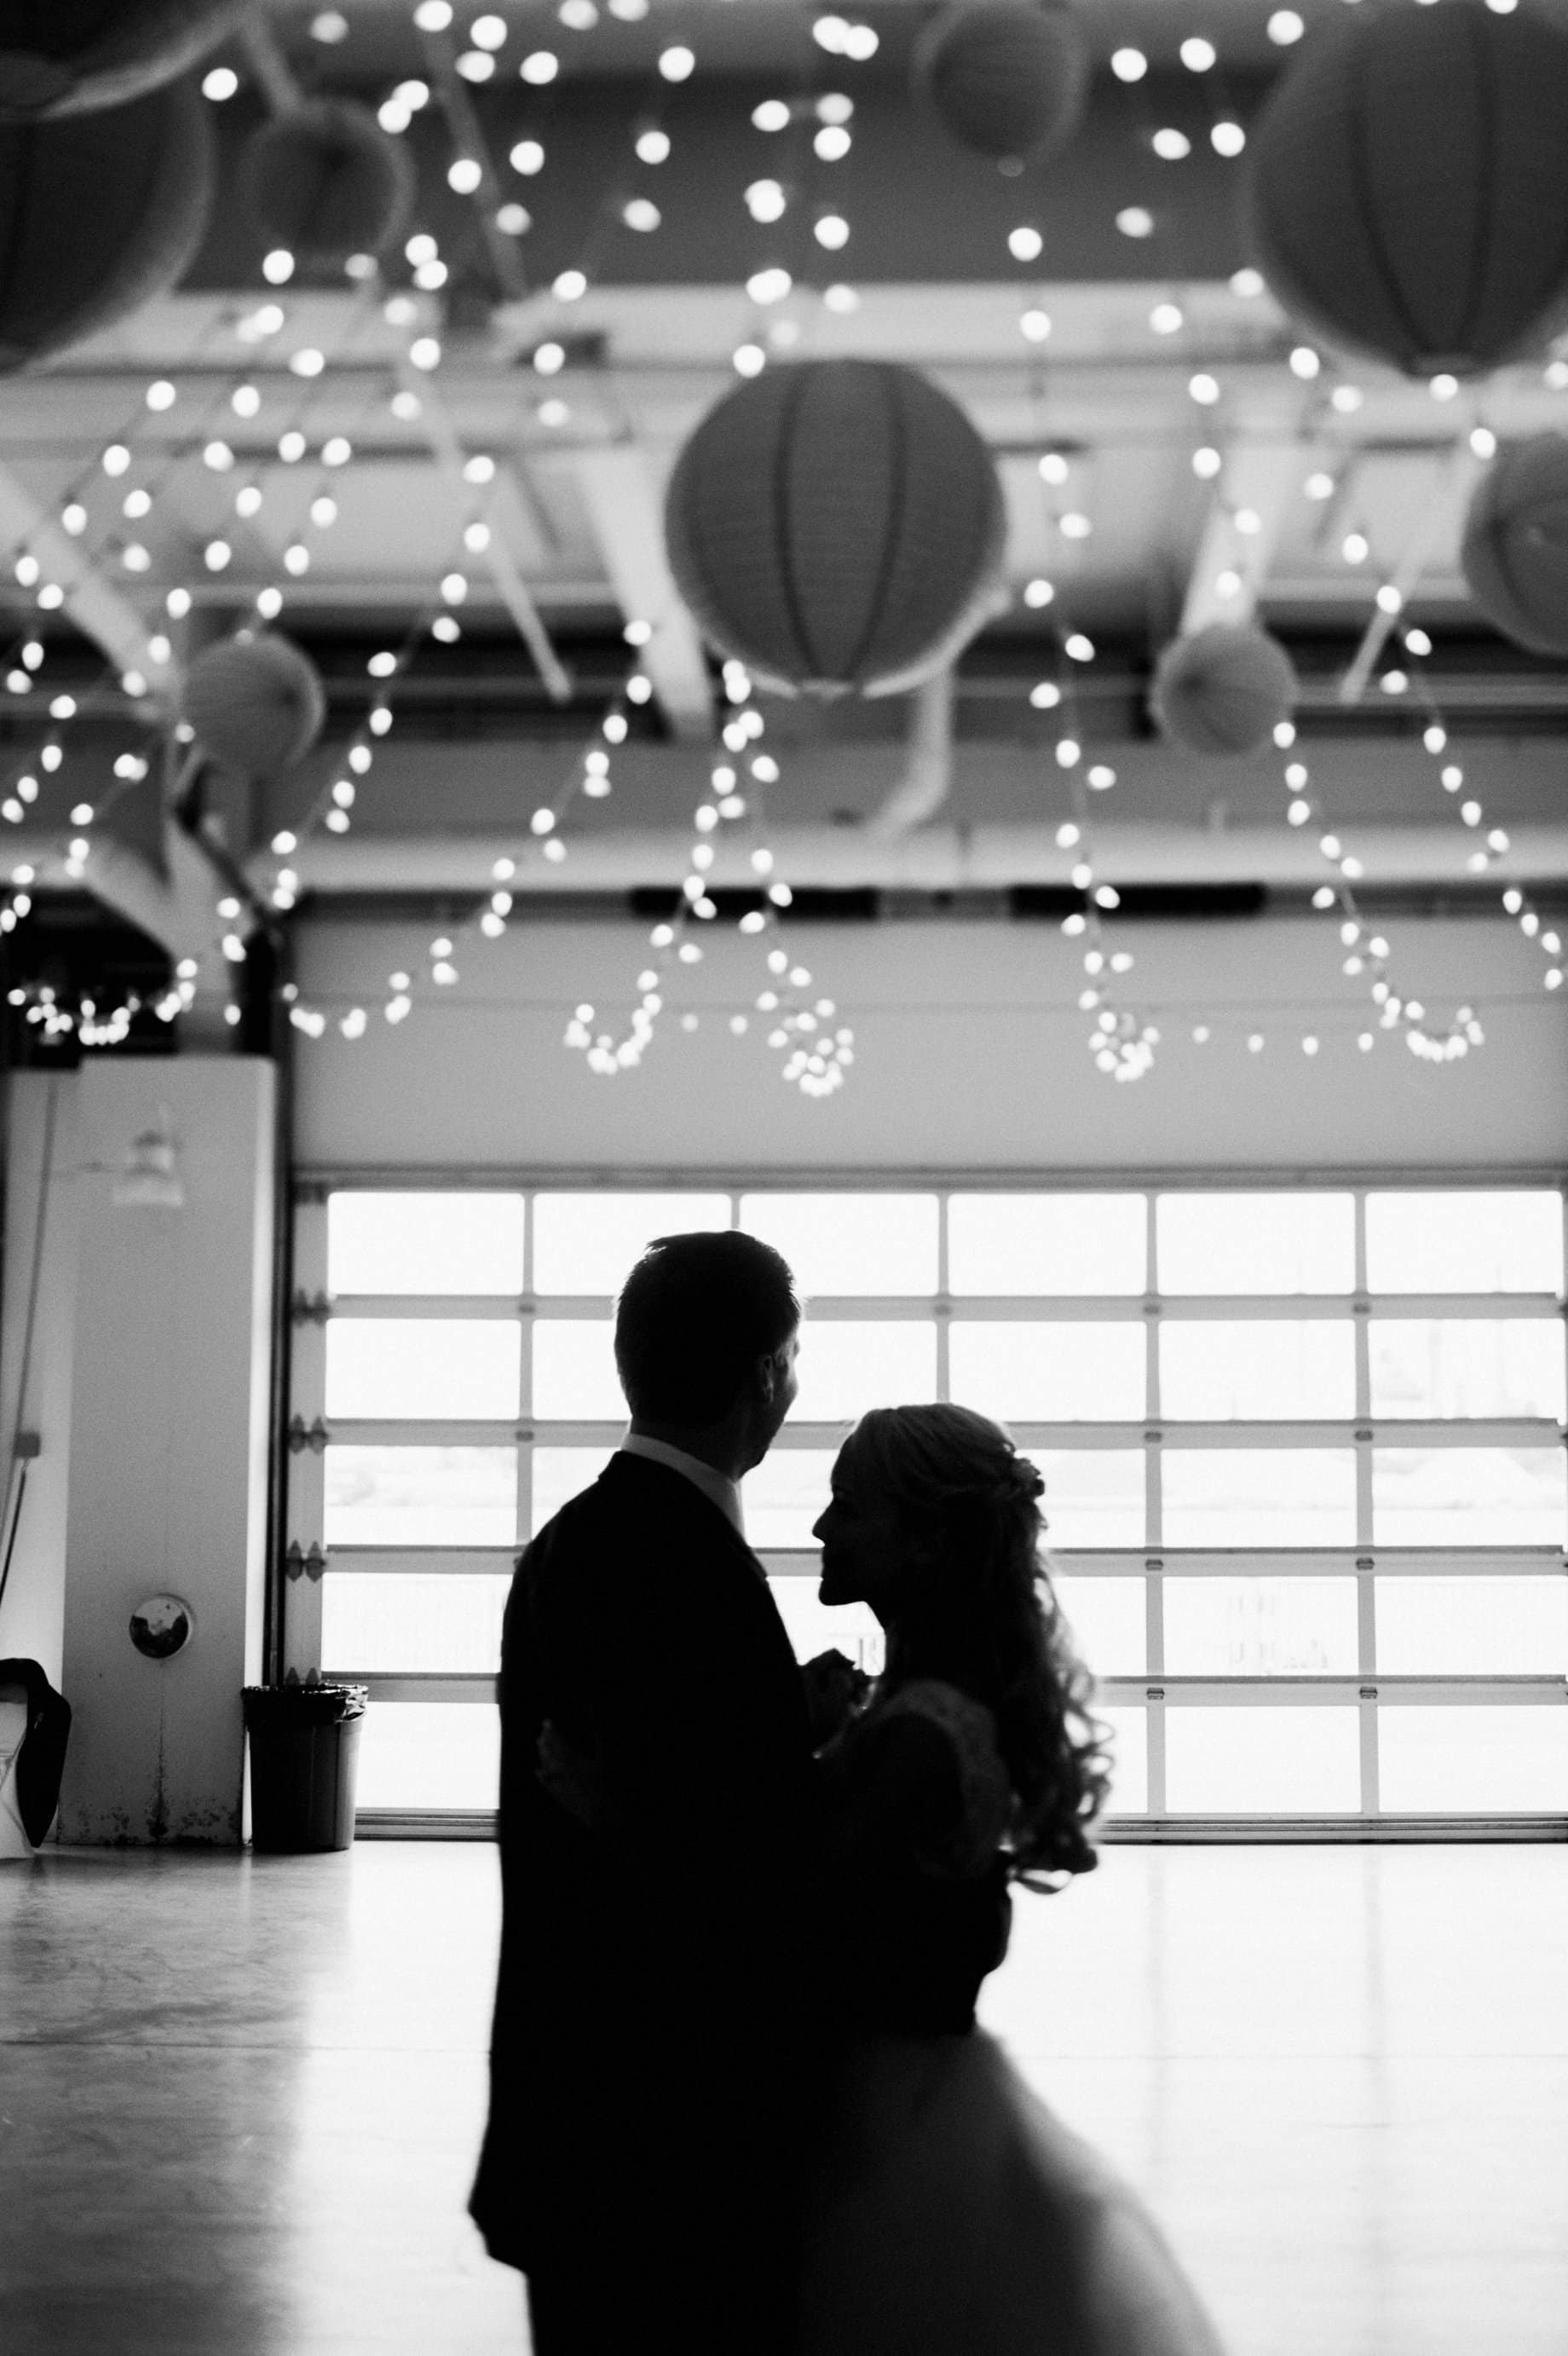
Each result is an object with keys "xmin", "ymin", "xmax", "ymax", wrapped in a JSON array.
[{"xmin": 800, "ymin": 1403, "xmax": 1225, "ymax": 2356}]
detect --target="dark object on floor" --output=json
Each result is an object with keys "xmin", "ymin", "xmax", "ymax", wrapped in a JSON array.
[
  {"xmin": 243, "ymin": 1683, "xmax": 366, "ymax": 1854},
  {"xmin": 0, "ymin": 1656, "xmax": 72, "ymax": 1846}
]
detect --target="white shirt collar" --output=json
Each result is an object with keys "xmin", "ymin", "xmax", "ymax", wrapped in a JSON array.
[{"xmin": 619, "ymin": 1431, "xmax": 746, "ymax": 1537}]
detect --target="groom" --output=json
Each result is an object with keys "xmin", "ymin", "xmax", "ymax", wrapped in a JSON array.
[{"xmin": 470, "ymin": 1230, "xmax": 821, "ymax": 2356}]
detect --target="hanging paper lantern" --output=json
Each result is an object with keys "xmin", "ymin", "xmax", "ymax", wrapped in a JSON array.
[
  {"xmin": 665, "ymin": 360, "xmax": 1006, "ymax": 697},
  {"xmin": 0, "ymin": 79, "xmax": 214, "ymax": 372},
  {"xmin": 0, "ymin": 0, "xmax": 245, "ymax": 120},
  {"xmin": 1245, "ymin": 0, "xmax": 1568, "ymax": 378},
  {"xmin": 914, "ymin": 1, "xmax": 1090, "ymax": 167},
  {"xmin": 238, "ymin": 101, "xmax": 416, "ymax": 267},
  {"xmin": 183, "ymin": 634, "xmax": 326, "ymax": 777},
  {"xmin": 1151, "ymin": 624, "xmax": 1298, "ymax": 758},
  {"xmin": 1461, "ymin": 435, "xmax": 1568, "ymax": 655}
]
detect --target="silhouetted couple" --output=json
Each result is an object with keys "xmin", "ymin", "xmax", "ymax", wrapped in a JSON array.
[{"xmin": 470, "ymin": 1231, "xmax": 1224, "ymax": 2356}]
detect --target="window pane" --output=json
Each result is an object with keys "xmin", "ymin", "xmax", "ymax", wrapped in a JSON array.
[
  {"xmin": 948, "ymin": 1194, "xmax": 1145, "ymax": 1296},
  {"xmin": 1040, "ymin": 1451, "xmax": 1145, "ymax": 1548},
  {"xmin": 1164, "ymin": 1706, "xmax": 1361, "ymax": 1813},
  {"xmin": 353, "ymin": 1703, "xmax": 499, "ymax": 1811},
  {"xmin": 1369, "ymin": 1320, "xmax": 1565, "ymax": 1421},
  {"xmin": 1051, "ymin": 1575, "xmax": 1145, "ymax": 1676},
  {"xmin": 1163, "ymin": 1577, "xmax": 1358, "ymax": 1674},
  {"xmin": 1099, "ymin": 1705, "xmax": 1147, "ymax": 1815},
  {"xmin": 321, "ymin": 1573, "xmax": 509, "ymax": 1675},
  {"xmin": 1366, "ymin": 1191, "xmax": 1563, "ymax": 1295},
  {"xmin": 532, "ymin": 1445, "xmax": 615, "ymax": 1533},
  {"xmin": 324, "ymin": 1447, "xmax": 516, "ymax": 1547},
  {"xmin": 533, "ymin": 1193, "xmax": 730, "ymax": 1295},
  {"xmin": 741, "ymin": 1448, "xmax": 838, "ymax": 1548},
  {"xmin": 1159, "ymin": 1322, "xmax": 1354, "ymax": 1421},
  {"xmin": 533, "ymin": 1322, "xmax": 620, "ymax": 1419},
  {"xmin": 1378, "ymin": 1707, "xmax": 1568, "ymax": 1813},
  {"xmin": 327, "ymin": 1192, "xmax": 523, "ymax": 1296},
  {"xmin": 1162, "ymin": 1450, "xmax": 1357, "ymax": 1548},
  {"xmin": 1372, "ymin": 1447, "xmax": 1565, "ymax": 1546},
  {"xmin": 325, "ymin": 1320, "xmax": 521, "ymax": 1421},
  {"xmin": 739, "ymin": 1194, "xmax": 937, "ymax": 1296},
  {"xmin": 765, "ymin": 1576, "xmax": 884, "ymax": 1677},
  {"xmin": 1156, "ymin": 1193, "xmax": 1354, "ymax": 1295},
  {"xmin": 1376, "ymin": 1577, "xmax": 1568, "ymax": 1676},
  {"xmin": 950, "ymin": 1323, "xmax": 1144, "ymax": 1422},
  {"xmin": 793, "ymin": 1322, "xmax": 937, "ymax": 1421}
]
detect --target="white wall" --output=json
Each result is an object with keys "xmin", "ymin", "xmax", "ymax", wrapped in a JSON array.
[
  {"xmin": 293, "ymin": 914, "xmax": 1568, "ymax": 1173},
  {"xmin": 52, "ymin": 1060, "xmax": 276, "ymax": 1845},
  {"xmin": 0, "ymin": 1073, "xmax": 82, "ymax": 1681}
]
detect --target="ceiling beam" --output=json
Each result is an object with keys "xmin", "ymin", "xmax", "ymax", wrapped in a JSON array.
[
  {"xmin": 1180, "ymin": 419, "xmax": 1313, "ymax": 638},
  {"xmin": 0, "ymin": 463, "xmax": 177, "ymax": 699},
  {"xmin": 397, "ymin": 363, "xmax": 572, "ymax": 702},
  {"xmin": 572, "ymin": 447, "xmax": 714, "ymax": 742},
  {"xmin": 1336, "ymin": 442, "xmax": 1486, "ymax": 706},
  {"xmin": 232, "ymin": 822, "xmax": 1568, "ymax": 895}
]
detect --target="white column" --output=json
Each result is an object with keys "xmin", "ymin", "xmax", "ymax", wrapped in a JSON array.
[
  {"xmin": 0, "ymin": 1071, "xmax": 83, "ymax": 1682},
  {"xmin": 57, "ymin": 1058, "xmax": 276, "ymax": 1845}
]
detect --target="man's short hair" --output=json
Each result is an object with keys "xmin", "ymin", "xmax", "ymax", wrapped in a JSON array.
[{"xmin": 614, "ymin": 1231, "xmax": 799, "ymax": 1425}]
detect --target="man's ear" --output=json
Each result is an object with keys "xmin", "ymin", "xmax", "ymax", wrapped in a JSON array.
[{"xmin": 755, "ymin": 1349, "xmax": 777, "ymax": 1404}]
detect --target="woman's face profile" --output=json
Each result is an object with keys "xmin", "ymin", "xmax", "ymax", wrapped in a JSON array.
[{"xmin": 813, "ymin": 1454, "xmax": 908, "ymax": 1616}]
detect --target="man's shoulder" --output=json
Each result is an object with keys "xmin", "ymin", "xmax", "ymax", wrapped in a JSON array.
[{"xmin": 525, "ymin": 1452, "xmax": 757, "ymax": 1580}]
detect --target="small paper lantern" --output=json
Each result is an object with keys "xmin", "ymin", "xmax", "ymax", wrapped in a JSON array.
[
  {"xmin": 1461, "ymin": 435, "xmax": 1568, "ymax": 655},
  {"xmin": 183, "ymin": 634, "xmax": 326, "ymax": 777},
  {"xmin": 0, "ymin": 78, "xmax": 214, "ymax": 372},
  {"xmin": 239, "ymin": 101, "xmax": 416, "ymax": 266},
  {"xmin": 0, "ymin": 0, "xmax": 245, "ymax": 120},
  {"xmin": 665, "ymin": 360, "xmax": 1006, "ymax": 697},
  {"xmin": 1245, "ymin": 0, "xmax": 1568, "ymax": 378},
  {"xmin": 914, "ymin": 1, "xmax": 1090, "ymax": 167},
  {"xmin": 1151, "ymin": 624, "xmax": 1298, "ymax": 758}
]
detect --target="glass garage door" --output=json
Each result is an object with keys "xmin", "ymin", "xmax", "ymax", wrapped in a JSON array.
[{"xmin": 283, "ymin": 1182, "xmax": 1568, "ymax": 1833}]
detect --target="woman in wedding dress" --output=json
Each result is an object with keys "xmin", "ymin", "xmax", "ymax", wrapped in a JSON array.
[{"xmin": 799, "ymin": 1403, "xmax": 1225, "ymax": 2356}]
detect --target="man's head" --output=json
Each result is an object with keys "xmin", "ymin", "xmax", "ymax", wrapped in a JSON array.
[{"xmin": 615, "ymin": 1230, "xmax": 800, "ymax": 1470}]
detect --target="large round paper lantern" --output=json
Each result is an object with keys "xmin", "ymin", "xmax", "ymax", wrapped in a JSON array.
[
  {"xmin": 1151, "ymin": 624, "xmax": 1298, "ymax": 758},
  {"xmin": 182, "ymin": 635, "xmax": 326, "ymax": 777},
  {"xmin": 665, "ymin": 361, "xmax": 1006, "ymax": 697},
  {"xmin": 914, "ymin": 1, "xmax": 1090, "ymax": 167},
  {"xmin": 1461, "ymin": 436, "xmax": 1568, "ymax": 655},
  {"xmin": 0, "ymin": 0, "xmax": 245, "ymax": 120},
  {"xmin": 1245, "ymin": 0, "xmax": 1568, "ymax": 378},
  {"xmin": 0, "ymin": 79, "xmax": 214, "ymax": 372},
  {"xmin": 239, "ymin": 101, "xmax": 415, "ymax": 267}
]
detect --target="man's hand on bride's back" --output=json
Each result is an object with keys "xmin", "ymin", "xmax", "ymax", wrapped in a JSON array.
[{"xmin": 800, "ymin": 1649, "xmax": 871, "ymax": 1748}]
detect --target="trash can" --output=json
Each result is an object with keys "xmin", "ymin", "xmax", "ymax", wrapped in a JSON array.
[{"xmin": 243, "ymin": 1683, "xmax": 366, "ymax": 1853}]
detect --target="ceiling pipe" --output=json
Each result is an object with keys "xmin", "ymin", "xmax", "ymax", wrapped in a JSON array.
[
  {"xmin": 863, "ymin": 667, "xmax": 955, "ymax": 838},
  {"xmin": 238, "ymin": 820, "xmax": 1568, "ymax": 895}
]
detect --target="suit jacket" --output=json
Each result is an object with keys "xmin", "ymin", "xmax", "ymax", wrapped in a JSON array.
[{"xmin": 469, "ymin": 1451, "xmax": 820, "ymax": 2285}]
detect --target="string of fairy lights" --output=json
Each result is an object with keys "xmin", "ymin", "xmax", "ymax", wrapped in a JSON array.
[
  {"xmin": 2, "ymin": 1, "xmax": 1565, "ymax": 1083},
  {"xmin": 0, "ymin": 272, "xmax": 405, "ymax": 1041},
  {"xmin": 562, "ymin": 658, "xmax": 854, "ymax": 1095}
]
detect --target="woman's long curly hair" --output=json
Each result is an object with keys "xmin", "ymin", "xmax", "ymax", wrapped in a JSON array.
[{"xmin": 838, "ymin": 1402, "xmax": 1112, "ymax": 1889}]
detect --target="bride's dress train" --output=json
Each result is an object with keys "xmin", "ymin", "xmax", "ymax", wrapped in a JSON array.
[
  {"xmin": 798, "ymin": 1682, "xmax": 1225, "ymax": 2356},
  {"xmin": 801, "ymin": 2030, "xmax": 1222, "ymax": 2356}
]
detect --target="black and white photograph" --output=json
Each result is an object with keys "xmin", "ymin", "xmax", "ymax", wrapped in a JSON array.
[{"xmin": 0, "ymin": 3, "xmax": 1565, "ymax": 2352}]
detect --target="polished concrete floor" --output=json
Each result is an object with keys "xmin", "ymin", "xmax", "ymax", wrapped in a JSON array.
[{"xmin": 1, "ymin": 1841, "xmax": 1565, "ymax": 2356}]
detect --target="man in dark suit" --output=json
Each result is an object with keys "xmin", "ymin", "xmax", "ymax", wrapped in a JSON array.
[{"xmin": 470, "ymin": 1229, "xmax": 820, "ymax": 2356}]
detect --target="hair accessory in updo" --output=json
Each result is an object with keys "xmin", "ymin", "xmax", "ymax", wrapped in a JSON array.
[{"xmin": 1004, "ymin": 1455, "xmax": 1045, "ymax": 1504}]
